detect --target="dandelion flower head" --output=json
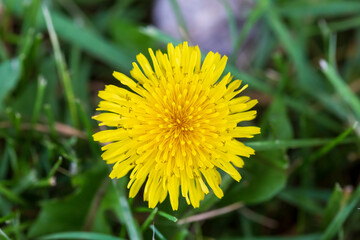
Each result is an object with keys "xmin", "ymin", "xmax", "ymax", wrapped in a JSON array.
[{"xmin": 93, "ymin": 42, "xmax": 260, "ymax": 210}]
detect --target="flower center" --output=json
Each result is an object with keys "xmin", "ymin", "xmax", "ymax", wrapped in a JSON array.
[{"xmin": 170, "ymin": 109, "xmax": 194, "ymax": 137}]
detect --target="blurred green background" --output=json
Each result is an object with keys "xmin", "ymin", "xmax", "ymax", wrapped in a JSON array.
[{"xmin": 1, "ymin": 0, "xmax": 360, "ymax": 239}]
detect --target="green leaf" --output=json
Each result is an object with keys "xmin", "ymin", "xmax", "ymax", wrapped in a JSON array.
[
  {"xmin": 168, "ymin": 0, "xmax": 190, "ymax": 39},
  {"xmin": 28, "ymin": 165, "xmax": 108, "ymax": 238},
  {"xmin": 278, "ymin": 190, "xmax": 323, "ymax": 215},
  {"xmin": 42, "ymin": 5, "xmax": 78, "ymax": 127},
  {"xmin": 0, "ymin": 59, "xmax": 21, "ymax": 111},
  {"xmin": 265, "ymin": 2, "xmax": 348, "ymax": 120},
  {"xmin": 230, "ymin": 0, "xmax": 267, "ymax": 63},
  {"xmin": 267, "ymin": 96, "xmax": 293, "ymax": 140},
  {"xmin": 37, "ymin": 231, "xmax": 125, "ymax": 240},
  {"xmin": 109, "ymin": 20, "xmax": 156, "ymax": 57},
  {"xmin": 322, "ymin": 183, "xmax": 343, "ymax": 227},
  {"xmin": 320, "ymin": 59, "xmax": 360, "ymax": 120},
  {"xmin": 40, "ymin": 10, "xmax": 132, "ymax": 71},
  {"xmin": 218, "ymin": 233, "xmax": 321, "ymax": 240},
  {"xmin": 135, "ymin": 207, "xmax": 178, "ymax": 222},
  {"xmin": 223, "ymin": 95, "xmax": 291, "ymax": 204},
  {"xmin": 247, "ymin": 137, "xmax": 357, "ymax": 151},
  {"xmin": 141, "ymin": 207, "xmax": 158, "ymax": 232},
  {"xmin": 112, "ymin": 179, "xmax": 142, "ymax": 240},
  {"xmin": 150, "ymin": 225, "xmax": 166, "ymax": 240},
  {"xmin": 309, "ymin": 123, "xmax": 356, "ymax": 163},
  {"xmin": 0, "ymin": 184, "xmax": 26, "ymax": 206},
  {"xmin": 224, "ymin": 163, "xmax": 287, "ymax": 204},
  {"xmin": 320, "ymin": 183, "xmax": 360, "ymax": 240},
  {"xmin": 278, "ymin": 1, "xmax": 360, "ymax": 18},
  {"xmin": 0, "ymin": 228, "xmax": 11, "ymax": 240},
  {"xmin": 90, "ymin": 180, "xmax": 123, "ymax": 234},
  {"xmin": 328, "ymin": 16, "xmax": 360, "ymax": 33}
]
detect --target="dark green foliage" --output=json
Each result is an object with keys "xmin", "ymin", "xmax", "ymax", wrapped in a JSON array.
[{"xmin": 0, "ymin": 0, "xmax": 360, "ymax": 239}]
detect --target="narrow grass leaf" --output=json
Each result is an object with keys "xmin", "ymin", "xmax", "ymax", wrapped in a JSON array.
[
  {"xmin": 0, "ymin": 228, "xmax": 11, "ymax": 240},
  {"xmin": 240, "ymin": 216, "xmax": 253, "ymax": 238},
  {"xmin": 0, "ymin": 213, "xmax": 16, "ymax": 224},
  {"xmin": 265, "ymin": 2, "xmax": 349, "ymax": 120},
  {"xmin": 322, "ymin": 183, "xmax": 343, "ymax": 227},
  {"xmin": 140, "ymin": 26, "xmax": 181, "ymax": 46},
  {"xmin": 168, "ymin": 0, "xmax": 190, "ymax": 39},
  {"xmin": 230, "ymin": 0, "xmax": 267, "ymax": 62},
  {"xmin": 320, "ymin": 184, "xmax": 360, "ymax": 240},
  {"xmin": 226, "ymin": 65, "xmax": 273, "ymax": 93},
  {"xmin": 76, "ymin": 100, "xmax": 99, "ymax": 156},
  {"xmin": 328, "ymin": 16, "xmax": 360, "ymax": 33},
  {"xmin": 284, "ymin": 96, "xmax": 341, "ymax": 131},
  {"xmin": 150, "ymin": 225, "xmax": 166, "ymax": 240},
  {"xmin": 157, "ymin": 211, "xmax": 178, "ymax": 222},
  {"xmin": 0, "ymin": 144, "xmax": 11, "ymax": 180},
  {"xmin": 35, "ymin": 7, "xmax": 132, "ymax": 70},
  {"xmin": 18, "ymin": 0, "xmax": 41, "ymax": 48},
  {"xmin": 248, "ymin": 137, "xmax": 357, "ymax": 151},
  {"xmin": 221, "ymin": 0, "xmax": 238, "ymax": 50},
  {"xmin": 141, "ymin": 207, "xmax": 158, "ymax": 232},
  {"xmin": 31, "ymin": 76, "xmax": 47, "ymax": 127},
  {"xmin": 0, "ymin": 184, "xmax": 26, "ymax": 205},
  {"xmin": 42, "ymin": 5, "xmax": 78, "ymax": 127},
  {"xmin": 38, "ymin": 231, "xmax": 124, "ymax": 240},
  {"xmin": 0, "ymin": 41, "xmax": 9, "ymax": 61},
  {"xmin": 112, "ymin": 179, "xmax": 142, "ymax": 240},
  {"xmin": 320, "ymin": 59, "xmax": 360, "ymax": 120},
  {"xmin": 47, "ymin": 157, "xmax": 63, "ymax": 178},
  {"xmin": 3, "ymin": 0, "xmax": 130, "ymax": 70},
  {"xmin": 135, "ymin": 208, "xmax": 178, "ymax": 222},
  {"xmin": 28, "ymin": 166, "xmax": 108, "ymax": 237},
  {"xmin": 0, "ymin": 59, "xmax": 21, "ymax": 111},
  {"xmin": 309, "ymin": 122, "xmax": 357, "ymax": 163},
  {"xmin": 278, "ymin": 191, "xmax": 323, "ymax": 215},
  {"xmin": 278, "ymin": 2, "xmax": 360, "ymax": 18},
  {"xmin": 44, "ymin": 104, "xmax": 58, "ymax": 139},
  {"xmin": 265, "ymin": 4, "xmax": 309, "ymax": 86},
  {"xmin": 18, "ymin": 28, "xmax": 35, "ymax": 66},
  {"xmin": 218, "ymin": 234, "xmax": 321, "ymax": 240},
  {"xmin": 328, "ymin": 34, "xmax": 337, "ymax": 68}
]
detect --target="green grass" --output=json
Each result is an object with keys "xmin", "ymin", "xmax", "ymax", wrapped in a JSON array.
[{"xmin": 1, "ymin": 0, "xmax": 360, "ymax": 239}]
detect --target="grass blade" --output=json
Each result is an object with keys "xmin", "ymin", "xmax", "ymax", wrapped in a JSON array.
[
  {"xmin": 0, "ymin": 59, "xmax": 21, "ymax": 111},
  {"xmin": 37, "ymin": 231, "xmax": 125, "ymax": 240},
  {"xmin": 278, "ymin": 191, "xmax": 323, "ymax": 215},
  {"xmin": 42, "ymin": 5, "xmax": 78, "ymax": 127},
  {"xmin": 0, "ymin": 228, "xmax": 11, "ymax": 240},
  {"xmin": 0, "ymin": 184, "xmax": 26, "ymax": 206},
  {"xmin": 150, "ymin": 225, "xmax": 166, "ymax": 240},
  {"xmin": 168, "ymin": 0, "xmax": 190, "ymax": 40},
  {"xmin": 31, "ymin": 76, "xmax": 47, "ymax": 127},
  {"xmin": 320, "ymin": 59, "xmax": 360, "ymax": 120},
  {"xmin": 320, "ymin": 184, "xmax": 360, "ymax": 240},
  {"xmin": 247, "ymin": 137, "xmax": 357, "ymax": 151},
  {"xmin": 322, "ymin": 184, "xmax": 343, "ymax": 227},
  {"xmin": 112, "ymin": 179, "xmax": 142, "ymax": 240},
  {"xmin": 329, "ymin": 16, "xmax": 360, "ymax": 33},
  {"xmin": 221, "ymin": 0, "xmax": 238, "ymax": 50},
  {"xmin": 218, "ymin": 234, "xmax": 321, "ymax": 240},
  {"xmin": 141, "ymin": 207, "xmax": 158, "ymax": 232},
  {"xmin": 278, "ymin": 2, "xmax": 360, "ymax": 18},
  {"xmin": 47, "ymin": 157, "xmax": 63, "ymax": 178},
  {"xmin": 309, "ymin": 122, "xmax": 357, "ymax": 163},
  {"xmin": 135, "ymin": 208, "xmax": 178, "ymax": 222},
  {"xmin": 230, "ymin": 0, "xmax": 266, "ymax": 63},
  {"xmin": 140, "ymin": 26, "xmax": 180, "ymax": 46}
]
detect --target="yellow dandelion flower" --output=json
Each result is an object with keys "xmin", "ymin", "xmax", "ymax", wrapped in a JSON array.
[{"xmin": 93, "ymin": 42, "xmax": 260, "ymax": 210}]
